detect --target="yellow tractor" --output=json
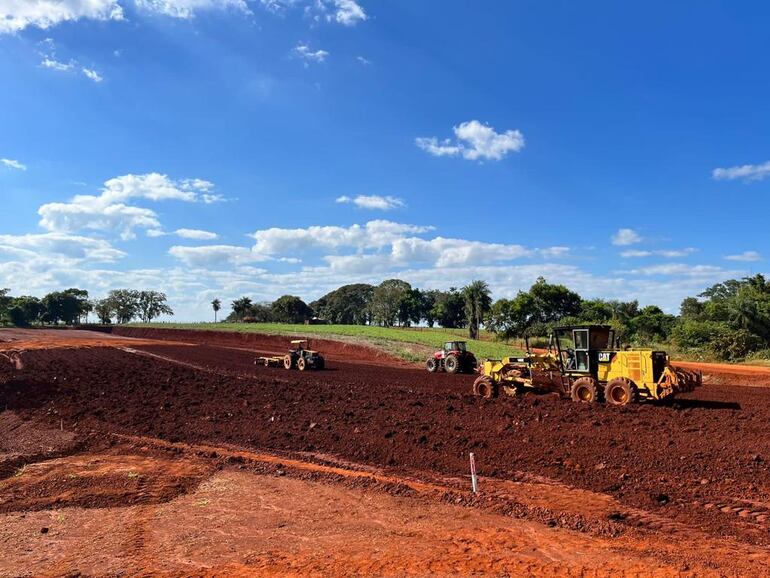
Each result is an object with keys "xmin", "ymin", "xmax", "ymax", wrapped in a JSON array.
[{"xmin": 473, "ymin": 324, "xmax": 702, "ymax": 406}]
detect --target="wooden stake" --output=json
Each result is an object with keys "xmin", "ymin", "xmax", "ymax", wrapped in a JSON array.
[{"xmin": 470, "ymin": 452, "xmax": 478, "ymax": 493}]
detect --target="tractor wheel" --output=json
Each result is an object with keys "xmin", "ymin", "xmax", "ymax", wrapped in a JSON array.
[
  {"xmin": 297, "ymin": 357, "xmax": 307, "ymax": 371},
  {"xmin": 445, "ymin": 355, "xmax": 460, "ymax": 374},
  {"xmin": 604, "ymin": 378, "xmax": 638, "ymax": 406},
  {"xmin": 570, "ymin": 377, "xmax": 600, "ymax": 403},
  {"xmin": 473, "ymin": 376, "xmax": 498, "ymax": 399},
  {"xmin": 283, "ymin": 354, "xmax": 294, "ymax": 370},
  {"xmin": 426, "ymin": 358, "xmax": 438, "ymax": 373}
]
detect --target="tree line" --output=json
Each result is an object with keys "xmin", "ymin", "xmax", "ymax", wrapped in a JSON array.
[
  {"xmin": 0, "ymin": 288, "xmax": 172, "ymax": 326},
  {"xmin": 220, "ymin": 274, "xmax": 770, "ymax": 361}
]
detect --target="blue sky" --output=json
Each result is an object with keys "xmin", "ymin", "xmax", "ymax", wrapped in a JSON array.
[{"xmin": 1, "ymin": 0, "xmax": 768, "ymax": 320}]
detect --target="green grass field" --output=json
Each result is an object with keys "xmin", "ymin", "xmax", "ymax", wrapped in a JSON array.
[{"xmin": 128, "ymin": 322, "xmax": 524, "ymax": 362}]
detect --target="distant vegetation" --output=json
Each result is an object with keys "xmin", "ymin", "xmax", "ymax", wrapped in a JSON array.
[
  {"xmin": 5, "ymin": 273, "xmax": 770, "ymax": 362},
  {"xmin": 0, "ymin": 288, "xmax": 172, "ymax": 327}
]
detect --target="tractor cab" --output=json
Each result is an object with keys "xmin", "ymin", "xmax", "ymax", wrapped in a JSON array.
[
  {"xmin": 551, "ymin": 325, "xmax": 618, "ymax": 377},
  {"xmin": 290, "ymin": 339, "xmax": 313, "ymax": 353},
  {"xmin": 442, "ymin": 341, "xmax": 467, "ymax": 355}
]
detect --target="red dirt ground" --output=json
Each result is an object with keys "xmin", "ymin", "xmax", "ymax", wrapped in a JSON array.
[{"xmin": 3, "ymin": 328, "xmax": 770, "ymax": 576}]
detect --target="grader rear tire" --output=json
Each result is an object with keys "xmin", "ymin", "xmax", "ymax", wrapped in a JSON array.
[
  {"xmin": 604, "ymin": 378, "xmax": 638, "ymax": 406},
  {"xmin": 570, "ymin": 377, "xmax": 600, "ymax": 403},
  {"xmin": 473, "ymin": 376, "xmax": 497, "ymax": 399}
]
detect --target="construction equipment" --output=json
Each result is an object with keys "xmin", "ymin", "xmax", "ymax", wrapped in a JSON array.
[
  {"xmin": 473, "ymin": 324, "xmax": 702, "ymax": 405},
  {"xmin": 257, "ymin": 339, "xmax": 325, "ymax": 371},
  {"xmin": 426, "ymin": 341, "xmax": 477, "ymax": 374}
]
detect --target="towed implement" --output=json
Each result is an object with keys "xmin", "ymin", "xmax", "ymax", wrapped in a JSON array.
[
  {"xmin": 473, "ymin": 324, "xmax": 702, "ymax": 406},
  {"xmin": 257, "ymin": 339, "xmax": 325, "ymax": 371}
]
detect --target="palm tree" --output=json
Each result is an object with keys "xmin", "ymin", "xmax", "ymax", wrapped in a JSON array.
[
  {"xmin": 462, "ymin": 280, "xmax": 492, "ymax": 340},
  {"xmin": 211, "ymin": 298, "xmax": 221, "ymax": 323}
]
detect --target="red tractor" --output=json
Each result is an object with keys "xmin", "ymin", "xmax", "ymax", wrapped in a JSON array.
[{"xmin": 426, "ymin": 341, "xmax": 477, "ymax": 374}]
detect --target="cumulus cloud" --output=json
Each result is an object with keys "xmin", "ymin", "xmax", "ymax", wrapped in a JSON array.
[
  {"xmin": 134, "ymin": 0, "xmax": 250, "ymax": 18},
  {"xmin": 293, "ymin": 43, "xmax": 329, "ymax": 65},
  {"xmin": 0, "ymin": 0, "xmax": 123, "ymax": 34},
  {"xmin": 416, "ymin": 120, "xmax": 525, "ymax": 161},
  {"xmin": 327, "ymin": 0, "xmax": 366, "ymax": 25},
  {"xmin": 611, "ymin": 228, "xmax": 642, "ymax": 246},
  {"xmin": 336, "ymin": 195, "xmax": 405, "ymax": 211},
  {"xmin": 725, "ymin": 251, "xmax": 762, "ymax": 262},
  {"xmin": 713, "ymin": 161, "xmax": 770, "ymax": 182},
  {"xmin": 38, "ymin": 173, "xmax": 223, "ymax": 240},
  {"xmin": 250, "ymin": 220, "xmax": 433, "ymax": 255},
  {"xmin": 620, "ymin": 263, "xmax": 737, "ymax": 278},
  {"xmin": 1, "ymin": 158, "xmax": 26, "ymax": 171}
]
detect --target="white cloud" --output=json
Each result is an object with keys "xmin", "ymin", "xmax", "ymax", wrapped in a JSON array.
[
  {"xmin": 134, "ymin": 0, "xmax": 250, "ymax": 18},
  {"xmin": 38, "ymin": 173, "xmax": 222, "ymax": 240},
  {"xmin": 620, "ymin": 263, "xmax": 738, "ymax": 278},
  {"xmin": 0, "ymin": 233, "xmax": 125, "ymax": 263},
  {"xmin": 336, "ymin": 195, "xmax": 405, "ymax": 211},
  {"xmin": 38, "ymin": 39, "xmax": 104, "ymax": 82},
  {"xmin": 416, "ymin": 120, "xmax": 525, "ymax": 161},
  {"xmin": 0, "ymin": 0, "xmax": 123, "ymax": 34},
  {"xmin": 328, "ymin": 0, "xmax": 366, "ymax": 25},
  {"xmin": 356, "ymin": 56, "xmax": 370, "ymax": 65},
  {"xmin": 725, "ymin": 251, "xmax": 762, "ymax": 262},
  {"xmin": 81, "ymin": 67, "xmax": 103, "ymax": 82},
  {"xmin": 621, "ymin": 248, "xmax": 696, "ymax": 258},
  {"xmin": 250, "ymin": 220, "xmax": 433, "ymax": 255},
  {"xmin": 168, "ymin": 245, "xmax": 268, "ymax": 268},
  {"xmin": 175, "ymin": 228, "xmax": 218, "ymax": 240},
  {"xmin": 41, "ymin": 56, "xmax": 75, "ymax": 71},
  {"xmin": 293, "ymin": 43, "xmax": 329, "ymax": 65},
  {"xmin": 713, "ymin": 161, "xmax": 770, "ymax": 182},
  {"xmin": 1, "ymin": 158, "xmax": 26, "ymax": 171},
  {"xmin": 611, "ymin": 228, "xmax": 642, "ymax": 246}
]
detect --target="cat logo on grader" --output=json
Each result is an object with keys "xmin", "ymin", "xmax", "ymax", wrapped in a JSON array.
[{"xmin": 473, "ymin": 324, "xmax": 702, "ymax": 406}]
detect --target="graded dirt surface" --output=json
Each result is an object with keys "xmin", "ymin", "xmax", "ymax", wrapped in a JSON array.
[{"xmin": 2, "ymin": 328, "xmax": 770, "ymax": 576}]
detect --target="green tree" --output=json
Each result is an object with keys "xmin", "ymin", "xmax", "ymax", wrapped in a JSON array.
[
  {"xmin": 41, "ymin": 288, "xmax": 90, "ymax": 325},
  {"xmin": 310, "ymin": 284, "xmax": 374, "ymax": 324},
  {"xmin": 211, "ymin": 298, "xmax": 221, "ymax": 322},
  {"xmin": 462, "ymin": 280, "xmax": 492, "ymax": 340},
  {"xmin": 7, "ymin": 296, "xmax": 43, "ymax": 327},
  {"xmin": 397, "ymin": 288, "xmax": 423, "ymax": 327},
  {"xmin": 486, "ymin": 292, "xmax": 536, "ymax": 339},
  {"xmin": 271, "ymin": 295, "xmax": 312, "ymax": 324},
  {"xmin": 106, "ymin": 289, "xmax": 140, "ymax": 324},
  {"xmin": 529, "ymin": 277, "xmax": 582, "ymax": 323},
  {"xmin": 431, "ymin": 288, "xmax": 466, "ymax": 328},
  {"xmin": 370, "ymin": 279, "xmax": 411, "ymax": 327},
  {"xmin": 679, "ymin": 297, "xmax": 705, "ymax": 320},
  {"xmin": 137, "ymin": 291, "xmax": 173, "ymax": 323},
  {"xmin": 0, "ymin": 288, "xmax": 12, "ymax": 324},
  {"xmin": 231, "ymin": 297, "xmax": 253, "ymax": 322},
  {"xmin": 94, "ymin": 299, "xmax": 113, "ymax": 324}
]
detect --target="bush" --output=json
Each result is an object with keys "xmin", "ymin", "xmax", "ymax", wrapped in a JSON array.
[{"xmin": 672, "ymin": 319, "xmax": 761, "ymax": 360}]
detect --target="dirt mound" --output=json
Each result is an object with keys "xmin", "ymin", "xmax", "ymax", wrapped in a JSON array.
[
  {"xmin": 4, "ymin": 345, "xmax": 770, "ymax": 547},
  {"xmin": 102, "ymin": 326, "xmax": 408, "ymax": 365}
]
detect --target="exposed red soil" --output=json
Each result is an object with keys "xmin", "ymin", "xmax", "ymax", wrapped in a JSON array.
[
  {"xmin": 103, "ymin": 326, "xmax": 409, "ymax": 366},
  {"xmin": 4, "ymin": 343, "xmax": 770, "ymax": 551}
]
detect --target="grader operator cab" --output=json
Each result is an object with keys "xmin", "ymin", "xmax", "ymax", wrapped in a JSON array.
[{"xmin": 473, "ymin": 324, "xmax": 701, "ymax": 405}]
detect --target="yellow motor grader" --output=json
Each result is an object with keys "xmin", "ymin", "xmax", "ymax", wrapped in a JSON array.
[{"xmin": 472, "ymin": 324, "xmax": 701, "ymax": 406}]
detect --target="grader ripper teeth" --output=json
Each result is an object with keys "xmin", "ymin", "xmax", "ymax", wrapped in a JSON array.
[{"xmin": 473, "ymin": 324, "xmax": 702, "ymax": 406}]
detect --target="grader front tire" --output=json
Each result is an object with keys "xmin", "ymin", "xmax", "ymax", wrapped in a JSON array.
[
  {"xmin": 570, "ymin": 377, "xmax": 600, "ymax": 403},
  {"xmin": 605, "ymin": 378, "xmax": 638, "ymax": 406},
  {"xmin": 473, "ymin": 376, "xmax": 497, "ymax": 399}
]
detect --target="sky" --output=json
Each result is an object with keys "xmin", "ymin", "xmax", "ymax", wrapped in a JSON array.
[{"xmin": 1, "ymin": 0, "xmax": 769, "ymax": 320}]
